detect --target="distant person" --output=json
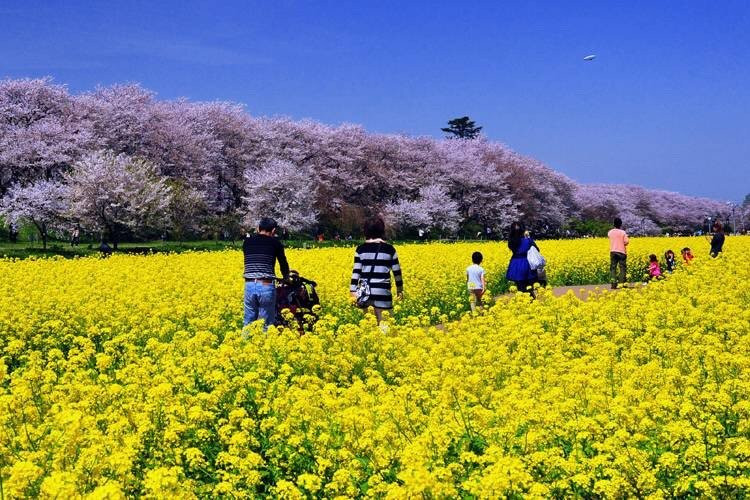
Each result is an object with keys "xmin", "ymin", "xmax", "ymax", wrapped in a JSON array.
[
  {"xmin": 8, "ymin": 222, "xmax": 18, "ymax": 243},
  {"xmin": 505, "ymin": 222, "xmax": 539, "ymax": 295},
  {"xmin": 664, "ymin": 250, "xmax": 677, "ymax": 273},
  {"xmin": 647, "ymin": 254, "xmax": 662, "ymax": 281},
  {"xmin": 708, "ymin": 221, "xmax": 725, "ymax": 257},
  {"xmin": 466, "ymin": 251, "xmax": 486, "ymax": 312},
  {"xmin": 608, "ymin": 217, "xmax": 629, "ymax": 289},
  {"xmin": 681, "ymin": 247, "xmax": 694, "ymax": 265},
  {"xmin": 71, "ymin": 226, "xmax": 80, "ymax": 247},
  {"xmin": 243, "ymin": 217, "xmax": 290, "ymax": 330},
  {"xmin": 350, "ymin": 217, "xmax": 403, "ymax": 324},
  {"xmin": 418, "ymin": 228, "xmax": 426, "ymax": 241},
  {"xmin": 99, "ymin": 241, "xmax": 112, "ymax": 257}
]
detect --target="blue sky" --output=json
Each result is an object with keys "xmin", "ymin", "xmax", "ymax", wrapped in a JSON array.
[{"xmin": 1, "ymin": 0, "xmax": 748, "ymax": 201}]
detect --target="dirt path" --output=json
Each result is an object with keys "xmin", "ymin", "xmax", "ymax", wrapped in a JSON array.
[
  {"xmin": 429, "ymin": 282, "xmax": 645, "ymax": 331},
  {"xmin": 532, "ymin": 282, "xmax": 644, "ymax": 300}
]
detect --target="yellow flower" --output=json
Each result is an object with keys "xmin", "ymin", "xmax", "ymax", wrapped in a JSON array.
[
  {"xmin": 5, "ymin": 461, "xmax": 43, "ymax": 498},
  {"xmin": 0, "ymin": 236, "xmax": 747, "ymax": 497}
]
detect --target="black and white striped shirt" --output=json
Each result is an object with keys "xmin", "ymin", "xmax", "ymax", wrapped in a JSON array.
[
  {"xmin": 243, "ymin": 234, "xmax": 290, "ymax": 280},
  {"xmin": 350, "ymin": 240, "xmax": 403, "ymax": 309}
]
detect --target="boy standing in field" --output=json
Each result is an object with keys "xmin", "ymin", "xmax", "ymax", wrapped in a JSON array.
[
  {"xmin": 608, "ymin": 217, "xmax": 629, "ymax": 289},
  {"xmin": 467, "ymin": 251, "xmax": 486, "ymax": 311}
]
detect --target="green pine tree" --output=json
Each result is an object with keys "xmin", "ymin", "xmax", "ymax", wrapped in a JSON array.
[{"xmin": 441, "ymin": 116, "xmax": 483, "ymax": 139}]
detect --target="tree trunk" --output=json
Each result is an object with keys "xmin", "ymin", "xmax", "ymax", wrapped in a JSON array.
[
  {"xmin": 32, "ymin": 220, "xmax": 48, "ymax": 250},
  {"xmin": 106, "ymin": 225, "xmax": 119, "ymax": 251}
]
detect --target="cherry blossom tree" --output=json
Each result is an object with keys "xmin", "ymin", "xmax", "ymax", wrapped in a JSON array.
[
  {"xmin": 181, "ymin": 101, "xmax": 254, "ymax": 217},
  {"xmin": 478, "ymin": 142, "xmax": 574, "ymax": 232},
  {"xmin": 740, "ymin": 204, "xmax": 750, "ymax": 233},
  {"xmin": 75, "ymin": 84, "xmax": 157, "ymax": 157},
  {"xmin": 0, "ymin": 180, "xmax": 68, "ymax": 249},
  {"xmin": 0, "ymin": 78, "xmax": 733, "ymax": 241},
  {"xmin": 167, "ymin": 180, "xmax": 209, "ymax": 241},
  {"xmin": 574, "ymin": 184, "xmax": 728, "ymax": 235},
  {"xmin": 246, "ymin": 118, "xmax": 372, "ymax": 229},
  {"xmin": 384, "ymin": 184, "xmax": 462, "ymax": 236},
  {"xmin": 434, "ymin": 139, "xmax": 520, "ymax": 232},
  {"xmin": 242, "ymin": 159, "xmax": 318, "ymax": 233},
  {"xmin": 65, "ymin": 151, "xmax": 172, "ymax": 248},
  {"xmin": 0, "ymin": 78, "xmax": 91, "ymax": 193}
]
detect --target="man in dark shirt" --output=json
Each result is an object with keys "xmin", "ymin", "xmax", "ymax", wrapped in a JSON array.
[
  {"xmin": 708, "ymin": 221, "xmax": 725, "ymax": 258},
  {"xmin": 243, "ymin": 217, "xmax": 290, "ymax": 329}
]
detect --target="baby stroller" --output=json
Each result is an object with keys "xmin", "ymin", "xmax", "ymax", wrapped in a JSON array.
[{"xmin": 275, "ymin": 271, "xmax": 320, "ymax": 332}]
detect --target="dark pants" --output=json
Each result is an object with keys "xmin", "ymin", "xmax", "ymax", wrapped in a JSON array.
[
  {"xmin": 610, "ymin": 252, "xmax": 627, "ymax": 286},
  {"xmin": 514, "ymin": 279, "xmax": 535, "ymax": 297}
]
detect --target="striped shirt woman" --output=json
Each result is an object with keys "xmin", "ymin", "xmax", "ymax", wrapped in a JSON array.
[{"xmin": 349, "ymin": 218, "xmax": 403, "ymax": 323}]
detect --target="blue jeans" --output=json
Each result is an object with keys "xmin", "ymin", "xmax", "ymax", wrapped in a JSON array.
[{"xmin": 243, "ymin": 282, "xmax": 276, "ymax": 329}]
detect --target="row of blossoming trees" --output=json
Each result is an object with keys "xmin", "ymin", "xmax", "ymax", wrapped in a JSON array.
[{"xmin": 0, "ymin": 77, "xmax": 732, "ymax": 247}]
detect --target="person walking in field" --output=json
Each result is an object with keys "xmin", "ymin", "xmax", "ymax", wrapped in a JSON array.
[
  {"xmin": 9, "ymin": 222, "xmax": 18, "ymax": 243},
  {"xmin": 505, "ymin": 222, "xmax": 539, "ymax": 295},
  {"xmin": 70, "ymin": 226, "xmax": 80, "ymax": 247},
  {"xmin": 608, "ymin": 217, "xmax": 629, "ymax": 289},
  {"xmin": 350, "ymin": 217, "xmax": 403, "ymax": 324},
  {"xmin": 466, "ymin": 251, "xmax": 486, "ymax": 312},
  {"xmin": 708, "ymin": 221, "xmax": 725, "ymax": 257},
  {"xmin": 243, "ymin": 217, "xmax": 289, "ymax": 330}
]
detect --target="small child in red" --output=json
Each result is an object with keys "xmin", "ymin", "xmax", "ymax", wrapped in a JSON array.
[{"xmin": 681, "ymin": 247, "xmax": 694, "ymax": 264}]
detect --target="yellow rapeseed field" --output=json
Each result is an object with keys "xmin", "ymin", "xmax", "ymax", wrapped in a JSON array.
[{"xmin": 0, "ymin": 236, "xmax": 748, "ymax": 497}]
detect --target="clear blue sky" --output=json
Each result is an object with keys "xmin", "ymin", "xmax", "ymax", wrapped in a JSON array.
[{"xmin": 1, "ymin": 0, "xmax": 748, "ymax": 201}]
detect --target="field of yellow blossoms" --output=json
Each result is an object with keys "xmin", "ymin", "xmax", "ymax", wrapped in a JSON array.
[{"xmin": 1, "ymin": 236, "xmax": 749, "ymax": 497}]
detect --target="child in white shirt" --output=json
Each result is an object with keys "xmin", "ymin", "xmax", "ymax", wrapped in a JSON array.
[{"xmin": 466, "ymin": 251, "xmax": 486, "ymax": 312}]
